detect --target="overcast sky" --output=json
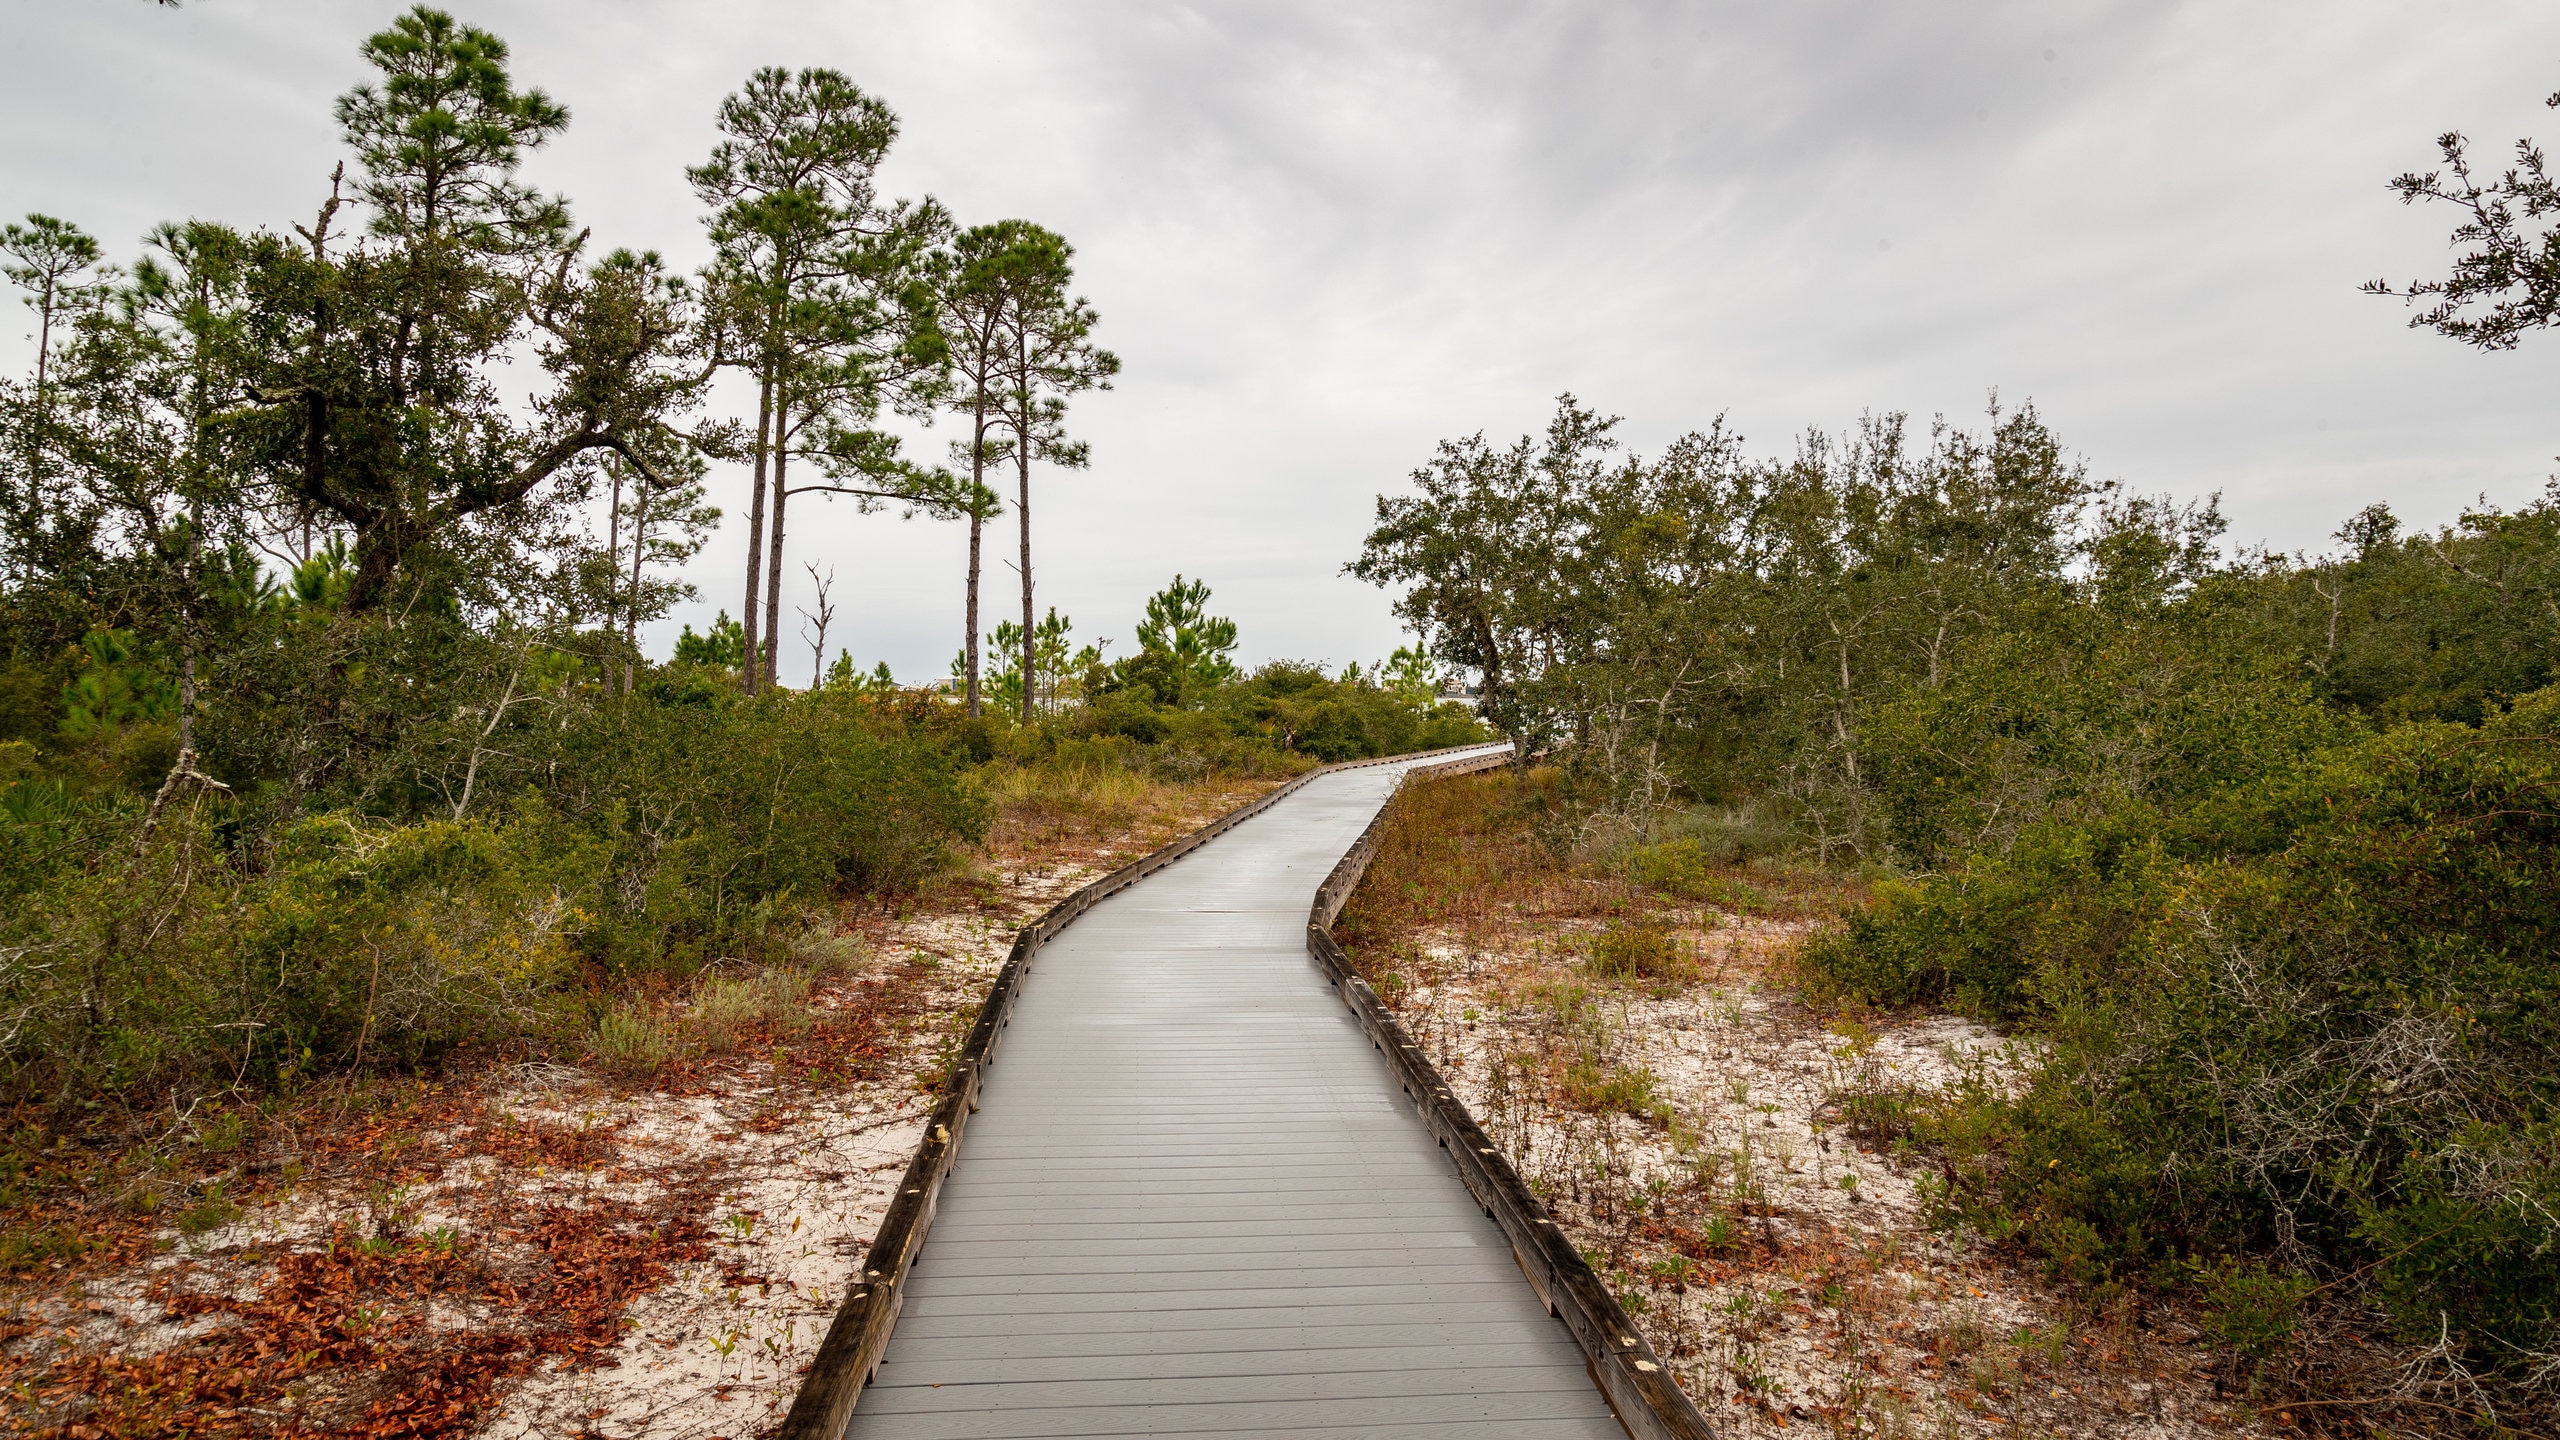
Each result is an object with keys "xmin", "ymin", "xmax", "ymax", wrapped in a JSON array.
[{"xmin": 6, "ymin": 1, "xmax": 2557, "ymax": 680}]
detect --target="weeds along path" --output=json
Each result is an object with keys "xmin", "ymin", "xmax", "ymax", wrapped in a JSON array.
[{"xmin": 835, "ymin": 747, "xmax": 1627, "ymax": 1440}]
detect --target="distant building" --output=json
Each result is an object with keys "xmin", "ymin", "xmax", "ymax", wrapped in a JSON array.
[{"xmin": 1436, "ymin": 676, "xmax": 1481, "ymax": 711}]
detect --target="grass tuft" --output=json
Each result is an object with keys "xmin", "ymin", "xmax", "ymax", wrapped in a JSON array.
[{"xmin": 590, "ymin": 1002, "xmax": 671, "ymax": 1077}]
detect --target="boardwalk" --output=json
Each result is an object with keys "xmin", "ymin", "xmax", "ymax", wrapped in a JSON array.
[{"xmin": 842, "ymin": 752, "xmax": 1623, "ymax": 1439}]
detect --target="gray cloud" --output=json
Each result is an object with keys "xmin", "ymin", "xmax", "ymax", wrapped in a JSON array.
[{"xmin": 5, "ymin": 0, "xmax": 2556, "ymax": 680}]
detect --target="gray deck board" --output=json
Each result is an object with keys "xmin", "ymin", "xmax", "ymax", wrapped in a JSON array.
[{"xmin": 842, "ymin": 752, "xmax": 1621, "ymax": 1440}]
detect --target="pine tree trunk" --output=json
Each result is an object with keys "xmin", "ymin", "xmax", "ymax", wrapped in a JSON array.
[
  {"xmin": 623, "ymin": 474, "xmax": 654, "ymax": 695},
  {"xmin": 764, "ymin": 394, "xmax": 791, "ymax": 691},
  {"xmin": 740, "ymin": 373, "xmax": 773, "ymax": 695},
  {"xmin": 964, "ymin": 399, "xmax": 988, "ymax": 718},
  {"xmin": 604, "ymin": 461, "xmax": 624, "ymax": 693},
  {"xmin": 1019, "ymin": 444, "xmax": 1035, "ymax": 724},
  {"xmin": 179, "ymin": 499, "xmax": 199, "ymax": 757}
]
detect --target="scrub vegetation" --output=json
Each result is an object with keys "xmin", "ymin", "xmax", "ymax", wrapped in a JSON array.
[{"xmin": 1354, "ymin": 385, "xmax": 2560, "ymax": 1432}]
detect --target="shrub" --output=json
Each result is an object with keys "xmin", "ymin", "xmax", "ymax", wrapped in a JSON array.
[
  {"xmin": 1083, "ymin": 659, "xmax": 1487, "ymax": 764},
  {"xmin": 2199, "ymin": 1261, "xmax": 2313, "ymax": 1364},
  {"xmin": 1586, "ymin": 920, "xmax": 1697, "ymax": 983},
  {"xmin": 1655, "ymin": 806, "xmax": 1794, "ymax": 868},
  {"xmin": 544, "ymin": 688, "xmax": 989, "ymax": 974},
  {"xmin": 1564, "ymin": 1060, "xmax": 1664, "ymax": 1120},
  {"xmin": 789, "ymin": 927, "xmax": 869, "ymax": 978},
  {"xmin": 1804, "ymin": 687, "xmax": 2560, "ymax": 1383},
  {"xmin": 0, "ymin": 809, "xmax": 590, "ymax": 1104},
  {"xmin": 1623, "ymin": 835, "xmax": 1767, "ymax": 910},
  {"xmin": 174, "ymin": 1183, "xmax": 242, "ymax": 1238},
  {"xmin": 238, "ymin": 815, "xmax": 589, "ymax": 1073}
]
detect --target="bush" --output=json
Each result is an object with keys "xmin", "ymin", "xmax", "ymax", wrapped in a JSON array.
[
  {"xmin": 2198, "ymin": 1261, "xmax": 2313, "ymax": 1364},
  {"xmin": 1622, "ymin": 835, "xmax": 1767, "ymax": 910},
  {"xmin": 1586, "ymin": 920, "xmax": 1697, "ymax": 983},
  {"xmin": 1653, "ymin": 806, "xmax": 1793, "ymax": 868},
  {"xmin": 1802, "ymin": 686, "xmax": 2560, "ymax": 1383},
  {"xmin": 0, "ymin": 681, "xmax": 987, "ymax": 1107},
  {"xmin": 1081, "ymin": 659, "xmax": 1486, "ymax": 764},
  {"xmin": 0, "ymin": 810, "xmax": 589, "ymax": 1105},
  {"xmin": 543, "ymin": 687, "xmax": 989, "ymax": 975},
  {"xmin": 1564, "ymin": 1060, "xmax": 1665, "ymax": 1120},
  {"xmin": 688, "ymin": 967, "xmax": 812, "ymax": 1053}
]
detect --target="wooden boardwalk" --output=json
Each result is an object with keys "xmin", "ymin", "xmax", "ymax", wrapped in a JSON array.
[{"xmin": 842, "ymin": 751, "xmax": 1623, "ymax": 1439}]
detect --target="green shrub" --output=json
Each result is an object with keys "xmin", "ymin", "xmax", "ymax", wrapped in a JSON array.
[
  {"xmin": 0, "ymin": 1224, "xmax": 90, "ymax": 1271},
  {"xmin": 0, "ymin": 811, "xmax": 574, "ymax": 1104},
  {"xmin": 1623, "ymin": 836, "xmax": 1767, "ymax": 910},
  {"xmin": 0, "ymin": 682, "xmax": 984, "ymax": 1105},
  {"xmin": 175, "ymin": 1182, "xmax": 241, "ymax": 1238},
  {"xmin": 1797, "ymin": 810, "xmax": 2187, "ymax": 1018},
  {"xmin": 1081, "ymin": 659, "xmax": 1486, "ymax": 764},
  {"xmin": 1564, "ymin": 1060, "xmax": 1663, "ymax": 1119},
  {"xmin": 1654, "ymin": 806, "xmax": 1793, "ymax": 868},
  {"xmin": 789, "ymin": 927, "xmax": 869, "ymax": 978},
  {"xmin": 544, "ymin": 688, "xmax": 989, "ymax": 975},
  {"xmin": 2199, "ymin": 1260, "xmax": 2314, "ymax": 1363},
  {"xmin": 1806, "ymin": 687, "xmax": 2560, "ymax": 1382},
  {"xmin": 1586, "ymin": 921, "xmax": 1697, "ymax": 983}
]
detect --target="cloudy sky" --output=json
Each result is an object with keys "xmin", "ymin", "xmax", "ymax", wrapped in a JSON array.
[{"xmin": 5, "ymin": 1, "xmax": 2557, "ymax": 680}]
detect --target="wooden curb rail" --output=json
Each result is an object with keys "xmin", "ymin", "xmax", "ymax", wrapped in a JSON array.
[
  {"xmin": 774, "ymin": 739, "xmax": 1506, "ymax": 1440},
  {"xmin": 1306, "ymin": 747, "xmax": 1719, "ymax": 1440}
]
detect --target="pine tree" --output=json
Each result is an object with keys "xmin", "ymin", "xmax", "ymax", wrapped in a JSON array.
[
  {"xmin": 234, "ymin": 7, "xmax": 711, "ymax": 615},
  {"xmin": 935, "ymin": 221, "xmax": 1114, "ymax": 720},
  {"xmin": 992, "ymin": 225, "xmax": 1115, "ymax": 724},
  {"xmin": 692, "ymin": 66, "xmax": 949, "ymax": 693}
]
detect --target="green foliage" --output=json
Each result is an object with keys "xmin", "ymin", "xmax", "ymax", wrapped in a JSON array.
[
  {"xmin": 958, "ymin": 606, "xmax": 1076, "ymax": 716},
  {"xmin": 1563, "ymin": 1059, "xmax": 1664, "ymax": 1119},
  {"xmin": 688, "ymin": 966, "xmax": 811, "ymax": 1053},
  {"xmin": 1622, "ymin": 836, "xmax": 1765, "ymax": 910},
  {"xmin": 2198, "ymin": 1261, "xmax": 2315, "ymax": 1363},
  {"xmin": 0, "ymin": 15, "xmax": 1066, "ymax": 1169},
  {"xmin": 590, "ymin": 1002, "xmax": 670, "ymax": 1078},
  {"xmin": 1585, "ymin": 920, "xmax": 1696, "ymax": 983},
  {"xmin": 1201, "ymin": 661, "xmax": 1485, "ymax": 762},
  {"xmin": 0, "ymin": 810, "xmax": 573, "ymax": 1105},
  {"xmin": 538, "ymin": 686, "xmax": 988, "ymax": 974},
  {"xmin": 0, "ymin": 681, "xmax": 985, "ymax": 1105},
  {"xmin": 1806, "ymin": 689, "xmax": 2560, "ymax": 1381},
  {"xmin": 1380, "ymin": 643, "xmax": 1438, "ymax": 704},
  {"xmin": 0, "ymin": 1223, "xmax": 90, "ymax": 1272},
  {"xmin": 1119, "ymin": 574, "xmax": 1239, "ymax": 705},
  {"xmin": 674, "ymin": 610, "xmax": 746, "ymax": 669},
  {"xmin": 174, "ymin": 1183, "xmax": 241, "ymax": 1238},
  {"xmin": 1061, "ymin": 622, "xmax": 1485, "ymax": 768},
  {"xmin": 57, "ymin": 628, "xmax": 175, "ymax": 740}
]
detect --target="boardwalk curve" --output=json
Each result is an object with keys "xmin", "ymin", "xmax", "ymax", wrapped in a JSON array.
[{"xmin": 788, "ymin": 745, "xmax": 1702, "ymax": 1439}]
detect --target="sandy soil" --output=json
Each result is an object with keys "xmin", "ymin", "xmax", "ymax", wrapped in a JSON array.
[{"xmin": 1380, "ymin": 902, "xmax": 2280, "ymax": 1440}]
